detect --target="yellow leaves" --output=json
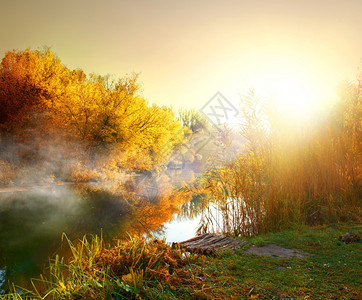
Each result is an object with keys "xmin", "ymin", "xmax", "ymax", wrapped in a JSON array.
[
  {"xmin": 121, "ymin": 269, "xmax": 144, "ymax": 291},
  {"xmin": 121, "ymin": 273, "xmax": 133, "ymax": 283},
  {"xmin": 0, "ymin": 49, "xmax": 187, "ymax": 171},
  {"xmin": 58, "ymin": 280, "xmax": 66, "ymax": 290}
]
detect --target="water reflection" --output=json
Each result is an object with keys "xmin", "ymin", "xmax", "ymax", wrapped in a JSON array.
[
  {"xmin": 0, "ymin": 186, "xmax": 83, "ymax": 290},
  {"xmin": 0, "ymin": 268, "xmax": 5, "ymax": 294},
  {"xmin": 176, "ymin": 194, "xmax": 207, "ymax": 221},
  {"xmin": 0, "ymin": 174, "xmax": 198, "ymax": 292},
  {"xmin": 154, "ymin": 194, "xmax": 207, "ymax": 243}
]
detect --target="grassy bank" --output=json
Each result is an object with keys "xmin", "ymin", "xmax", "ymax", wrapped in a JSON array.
[
  {"xmin": 194, "ymin": 224, "xmax": 361, "ymax": 299},
  {"xmin": 3, "ymin": 224, "xmax": 361, "ymax": 299}
]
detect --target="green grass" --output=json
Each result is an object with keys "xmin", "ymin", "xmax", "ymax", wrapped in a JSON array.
[
  {"xmin": 189, "ymin": 224, "xmax": 361, "ymax": 299},
  {"xmin": 3, "ymin": 224, "xmax": 361, "ymax": 299}
]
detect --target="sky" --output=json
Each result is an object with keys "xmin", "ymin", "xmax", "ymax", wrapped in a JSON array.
[{"xmin": 0, "ymin": 0, "xmax": 361, "ymax": 116}]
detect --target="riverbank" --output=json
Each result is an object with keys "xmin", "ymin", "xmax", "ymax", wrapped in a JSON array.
[
  {"xmin": 3, "ymin": 223, "xmax": 360, "ymax": 299},
  {"xmin": 194, "ymin": 224, "xmax": 361, "ymax": 299}
]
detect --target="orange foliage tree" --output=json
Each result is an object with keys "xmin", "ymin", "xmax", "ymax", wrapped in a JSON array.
[{"xmin": 0, "ymin": 48, "xmax": 186, "ymax": 175}]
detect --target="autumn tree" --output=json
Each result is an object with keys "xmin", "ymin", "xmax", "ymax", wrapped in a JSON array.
[
  {"xmin": 0, "ymin": 48, "xmax": 186, "ymax": 173},
  {"xmin": 0, "ymin": 49, "xmax": 66, "ymax": 133},
  {"xmin": 177, "ymin": 108, "xmax": 210, "ymax": 133}
]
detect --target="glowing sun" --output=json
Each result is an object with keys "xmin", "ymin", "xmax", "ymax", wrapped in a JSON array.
[{"xmin": 253, "ymin": 61, "xmax": 333, "ymax": 121}]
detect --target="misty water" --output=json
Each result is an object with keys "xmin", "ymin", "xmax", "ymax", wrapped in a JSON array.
[{"xmin": 0, "ymin": 181, "xmax": 204, "ymax": 293}]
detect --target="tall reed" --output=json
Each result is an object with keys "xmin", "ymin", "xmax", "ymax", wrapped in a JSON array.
[{"xmin": 199, "ymin": 83, "xmax": 361, "ymax": 236}]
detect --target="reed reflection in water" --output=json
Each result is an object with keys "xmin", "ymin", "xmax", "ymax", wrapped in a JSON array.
[{"xmin": 0, "ymin": 172, "xmax": 196, "ymax": 293}]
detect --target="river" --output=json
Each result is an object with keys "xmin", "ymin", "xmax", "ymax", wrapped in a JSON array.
[{"xmin": 0, "ymin": 176, "xmax": 205, "ymax": 294}]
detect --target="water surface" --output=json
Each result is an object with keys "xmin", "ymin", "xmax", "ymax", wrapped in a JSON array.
[{"xmin": 0, "ymin": 181, "xmax": 203, "ymax": 293}]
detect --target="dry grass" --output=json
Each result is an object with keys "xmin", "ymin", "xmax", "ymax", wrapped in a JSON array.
[
  {"xmin": 32, "ymin": 234, "xmax": 201, "ymax": 299},
  {"xmin": 199, "ymin": 83, "xmax": 361, "ymax": 236}
]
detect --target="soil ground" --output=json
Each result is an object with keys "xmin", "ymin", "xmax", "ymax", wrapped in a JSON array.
[{"xmin": 245, "ymin": 243, "xmax": 308, "ymax": 258}]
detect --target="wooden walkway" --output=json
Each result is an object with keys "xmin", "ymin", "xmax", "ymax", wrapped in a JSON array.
[{"xmin": 173, "ymin": 233, "xmax": 248, "ymax": 255}]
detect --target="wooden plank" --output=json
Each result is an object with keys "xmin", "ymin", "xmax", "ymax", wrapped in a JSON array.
[
  {"xmin": 184, "ymin": 234, "xmax": 215, "ymax": 247},
  {"xmin": 177, "ymin": 233, "xmax": 248, "ymax": 254},
  {"xmin": 207, "ymin": 236, "xmax": 229, "ymax": 246},
  {"xmin": 206, "ymin": 237, "xmax": 235, "ymax": 248},
  {"xmin": 179, "ymin": 233, "xmax": 210, "ymax": 245},
  {"xmin": 186, "ymin": 235, "xmax": 222, "ymax": 247}
]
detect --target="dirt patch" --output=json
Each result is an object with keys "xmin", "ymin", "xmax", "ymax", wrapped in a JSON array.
[{"xmin": 245, "ymin": 244, "xmax": 307, "ymax": 258}]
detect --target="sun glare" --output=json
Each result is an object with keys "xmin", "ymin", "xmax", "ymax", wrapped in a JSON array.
[
  {"xmin": 269, "ymin": 76, "xmax": 319, "ymax": 118},
  {"xmin": 252, "ymin": 61, "xmax": 334, "ymax": 122}
]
